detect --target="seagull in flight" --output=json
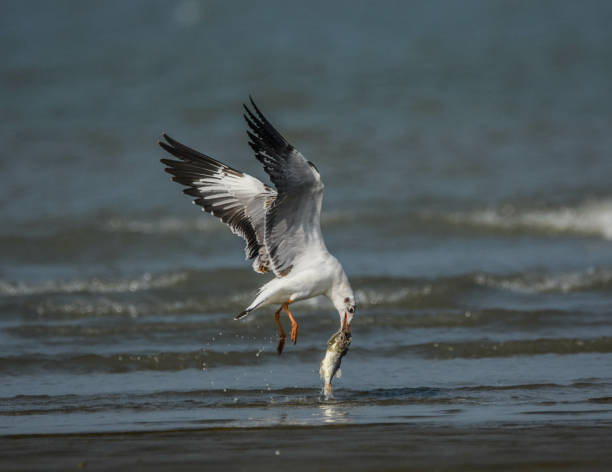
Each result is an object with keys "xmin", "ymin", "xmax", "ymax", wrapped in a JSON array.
[{"xmin": 159, "ymin": 97, "xmax": 355, "ymax": 354}]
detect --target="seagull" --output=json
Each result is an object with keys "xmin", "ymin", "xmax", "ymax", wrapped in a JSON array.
[{"xmin": 159, "ymin": 97, "xmax": 355, "ymax": 354}]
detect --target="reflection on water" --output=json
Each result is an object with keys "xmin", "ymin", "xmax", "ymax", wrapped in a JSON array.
[{"xmin": 319, "ymin": 402, "xmax": 351, "ymax": 425}]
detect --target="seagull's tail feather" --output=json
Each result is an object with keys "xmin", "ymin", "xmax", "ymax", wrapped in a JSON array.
[
  {"xmin": 235, "ymin": 282, "xmax": 275, "ymax": 320},
  {"xmin": 235, "ymin": 297, "xmax": 264, "ymax": 320},
  {"xmin": 235, "ymin": 309, "xmax": 251, "ymax": 320}
]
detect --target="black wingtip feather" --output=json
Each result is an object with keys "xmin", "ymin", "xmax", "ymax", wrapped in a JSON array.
[
  {"xmin": 160, "ymin": 158, "xmax": 177, "ymax": 167},
  {"xmin": 249, "ymin": 96, "xmax": 262, "ymax": 116},
  {"xmin": 158, "ymin": 140, "xmax": 174, "ymax": 155},
  {"xmin": 242, "ymin": 98, "xmax": 294, "ymax": 166},
  {"xmin": 161, "ymin": 132, "xmax": 175, "ymax": 145}
]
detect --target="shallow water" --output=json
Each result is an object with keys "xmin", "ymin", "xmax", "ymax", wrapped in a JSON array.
[{"xmin": 2, "ymin": 0, "xmax": 612, "ymax": 441}]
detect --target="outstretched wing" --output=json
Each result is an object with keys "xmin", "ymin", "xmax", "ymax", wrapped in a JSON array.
[
  {"xmin": 244, "ymin": 98, "xmax": 325, "ymax": 278},
  {"xmin": 159, "ymin": 133, "xmax": 276, "ymax": 273}
]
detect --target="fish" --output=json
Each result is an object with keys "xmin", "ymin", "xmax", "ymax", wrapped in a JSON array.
[{"xmin": 319, "ymin": 329, "xmax": 352, "ymax": 398}]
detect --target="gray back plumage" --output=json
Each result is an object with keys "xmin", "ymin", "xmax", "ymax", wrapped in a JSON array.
[{"xmin": 244, "ymin": 98, "xmax": 326, "ymax": 277}]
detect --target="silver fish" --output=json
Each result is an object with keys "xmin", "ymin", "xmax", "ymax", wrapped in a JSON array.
[{"xmin": 319, "ymin": 329, "xmax": 352, "ymax": 398}]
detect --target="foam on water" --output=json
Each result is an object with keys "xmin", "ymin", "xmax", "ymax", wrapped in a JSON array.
[
  {"xmin": 0, "ymin": 272, "xmax": 188, "ymax": 296},
  {"xmin": 473, "ymin": 267, "xmax": 612, "ymax": 294},
  {"xmin": 451, "ymin": 199, "xmax": 612, "ymax": 240}
]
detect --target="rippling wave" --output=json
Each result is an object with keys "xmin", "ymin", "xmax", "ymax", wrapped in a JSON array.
[
  {"xmin": 412, "ymin": 337, "xmax": 612, "ymax": 359},
  {"xmin": 2, "ymin": 266, "xmax": 609, "ymax": 299},
  {"xmin": 0, "ymin": 349, "xmax": 270, "ymax": 375},
  {"xmin": 3, "ymin": 336, "xmax": 612, "ymax": 376},
  {"xmin": 0, "ymin": 272, "xmax": 188, "ymax": 297},
  {"xmin": 3, "ymin": 381, "xmax": 611, "ymax": 421},
  {"xmin": 472, "ymin": 268, "xmax": 612, "ymax": 294},
  {"xmin": 446, "ymin": 199, "xmax": 612, "ymax": 240},
  {"xmin": 2, "ymin": 267, "xmax": 610, "ymax": 324}
]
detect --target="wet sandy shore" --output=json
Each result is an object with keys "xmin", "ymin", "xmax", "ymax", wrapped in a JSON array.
[{"xmin": 3, "ymin": 422, "xmax": 612, "ymax": 471}]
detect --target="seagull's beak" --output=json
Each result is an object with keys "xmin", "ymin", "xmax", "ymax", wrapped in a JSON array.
[{"xmin": 342, "ymin": 312, "xmax": 351, "ymax": 333}]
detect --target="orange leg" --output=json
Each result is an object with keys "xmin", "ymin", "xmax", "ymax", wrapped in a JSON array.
[
  {"xmin": 283, "ymin": 302, "xmax": 299, "ymax": 345},
  {"xmin": 275, "ymin": 306, "xmax": 286, "ymax": 355}
]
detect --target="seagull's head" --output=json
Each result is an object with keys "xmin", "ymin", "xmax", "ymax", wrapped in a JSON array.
[{"xmin": 331, "ymin": 290, "xmax": 355, "ymax": 333}]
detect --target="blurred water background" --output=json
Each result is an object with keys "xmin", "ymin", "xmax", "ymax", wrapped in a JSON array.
[{"xmin": 1, "ymin": 0, "xmax": 612, "ymax": 438}]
